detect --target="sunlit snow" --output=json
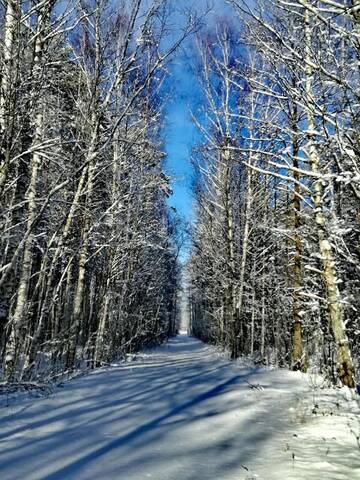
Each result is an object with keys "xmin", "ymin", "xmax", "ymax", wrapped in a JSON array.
[{"xmin": 0, "ymin": 334, "xmax": 359, "ymax": 480}]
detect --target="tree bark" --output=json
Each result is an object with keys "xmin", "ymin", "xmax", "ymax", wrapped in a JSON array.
[
  {"xmin": 290, "ymin": 100, "xmax": 303, "ymax": 370},
  {"xmin": 0, "ymin": 0, "xmax": 19, "ymax": 193},
  {"xmin": 304, "ymin": 8, "xmax": 355, "ymax": 387},
  {"xmin": 5, "ymin": 3, "xmax": 50, "ymax": 379}
]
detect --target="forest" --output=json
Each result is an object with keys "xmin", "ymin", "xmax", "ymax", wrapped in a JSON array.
[
  {"xmin": 0, "ymin": 0, "xmax": 359, "ymax": 392},
  {"xmin": 0, "ymin": 1, "xmax": 359, "ymax": 479},
  {"xmin": 0, "ymin": 0, "xmax": 189, "ymax": 383},
  {"xmin": 188, "ymin": 0, "xmax": 360, "ymax": 389}
]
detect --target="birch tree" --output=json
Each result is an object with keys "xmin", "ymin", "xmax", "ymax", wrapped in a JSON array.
[
  {"xmin": 0, "ymin": 0, "xmax": 193, "ymax": 381},
  {"xmin": 189, "ymin": 1, "xmax": 359, "ymax": 387}
]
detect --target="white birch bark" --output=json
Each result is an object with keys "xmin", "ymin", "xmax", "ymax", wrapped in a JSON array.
[
  {"xmin": 5, "ymin": 3, "xmax": 49, "ymax": 379},
  {"xmin": 304, "ymin": 9, "xmax": 355, "ymax": 387},
  {"xmin": 0, "ymin": 0, "xmax": 18, "ymax": 193}
]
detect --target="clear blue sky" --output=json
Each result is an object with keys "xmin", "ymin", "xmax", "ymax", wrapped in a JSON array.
[
  {"xmin": 163, "ymin": 1, "xmax": 232, "ymax": 226},
  {"xmin": 163, "ymin": 61, "xmax": 199, "ymax": 222}
]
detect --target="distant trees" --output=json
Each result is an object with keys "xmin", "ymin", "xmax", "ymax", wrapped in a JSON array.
[
  {"xmin": 188, "ymin": 1, "xmax": 359, "ymax": 388},
  {"xmin": 0, "ymin": 0, "xmax": 190, "ymax": 381}
]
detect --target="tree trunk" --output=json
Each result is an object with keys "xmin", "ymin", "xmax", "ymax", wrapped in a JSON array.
[
  {"xmin": 66, "ymin": 161, "xmax": 95, "ymax": 368},
  {"xmin": 0, "ymin": 0, "xmax": 19, "ymax": 193},
  {"xmin": 221, "ymin": 145, "xmax": 237, "ymax": 356},
  {"xmin": 233, "ymin": 162, "xmax": 253, "ymax": 357},
  {"xmin": 5, "ymin": 4, "xmax": 49, "ymax": 379},
  {"xmin": 290, "ymin": 100, "xmax": 303, "ymax": 370},
  {"xmin": 304, "ymin": 9, "xmax": 355, "ymax": 388}
]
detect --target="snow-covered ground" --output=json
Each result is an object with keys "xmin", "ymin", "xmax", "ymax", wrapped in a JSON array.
[{"xmin": 0, "ymin": 334, "xmax": 359, "ymax": 480}]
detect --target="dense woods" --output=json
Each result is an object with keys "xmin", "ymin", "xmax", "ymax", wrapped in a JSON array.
[
  {"xmin": 1, "ymin": 3, "xmax": 359, "ymax": 480},
  {"xmin": 188, "ymin": 0, "xmax": 359, "ymax": 388},
  {"xmin": 1, "ymin": 0, "xmax": 358, "ymax": 391},
  {"xmin": 0, "ymin": 0, "xmax": 188, "ymax": 381}
]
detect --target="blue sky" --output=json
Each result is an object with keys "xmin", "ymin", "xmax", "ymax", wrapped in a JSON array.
[
  {"xmin": 163, "ymin": 0, "xmax": 232, "ymax": 225},
  {"xmin": 163, "ymin": 61, "xmax": 199, "ymax": 223}
]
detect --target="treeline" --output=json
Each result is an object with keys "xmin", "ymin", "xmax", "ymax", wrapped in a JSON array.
[
  {"xmin": 188, "ymin": 0, "xmax": 359, "ymax": 388},
  {"xmin": 0, "ymin": 0, "xmax": 188, "ymax": 381}
]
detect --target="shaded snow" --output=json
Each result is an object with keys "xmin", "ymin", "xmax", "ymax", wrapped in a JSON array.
[{"xmin": 0, "ymin": 334, "xmax": 359, "ymax": 480}]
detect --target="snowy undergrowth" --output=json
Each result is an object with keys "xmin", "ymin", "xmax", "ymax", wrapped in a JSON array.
[
  {"xmin": 0, "ymin": 334, "xmax": 359, "ymax": 480},
  {"xmin": 280, "ymin": 379, "xmax": 359, "ymax": 480},
  {"xmin": 0, "ymin": 365, "xmax": 95, "ymax": 410},
  {"xmin": 0, "ymin": 340, "xmax": 168, "ymax": 409}
]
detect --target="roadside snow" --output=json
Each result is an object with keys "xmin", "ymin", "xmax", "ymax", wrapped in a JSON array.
[{"xmin": 0, "ymin": 334, "xmax": 359, "ymax": 480}]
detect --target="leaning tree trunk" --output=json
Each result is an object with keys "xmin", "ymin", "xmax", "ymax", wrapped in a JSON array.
[
  {"xmin": 93, "ymin": 128, "xmax": 121, "ymax": 366},
  {"xmin": 66, "ymin": 145, "xmax": 97, "ymax": 369},
  {"xmin": 304, "ymin": 8, "xmax": 355, "ymax": 388},
  {"xmin": 23, "ymin": 164, "xmax": 89, "ymax": 378}
]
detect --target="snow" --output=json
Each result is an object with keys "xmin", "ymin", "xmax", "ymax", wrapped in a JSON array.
[{"xmin": 0, "ymin": 334, "xmax": 359, "ymax": 480}]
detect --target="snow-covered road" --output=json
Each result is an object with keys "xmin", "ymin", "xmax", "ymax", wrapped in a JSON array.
[{"xmin": 0, "ymin": 334, "xmax": 359, "ymax": 480}]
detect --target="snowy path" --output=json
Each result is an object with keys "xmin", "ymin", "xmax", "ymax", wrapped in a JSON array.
[{"xmin": 0, "ymin": 334, "xmax": 359, "ymax": 480}]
